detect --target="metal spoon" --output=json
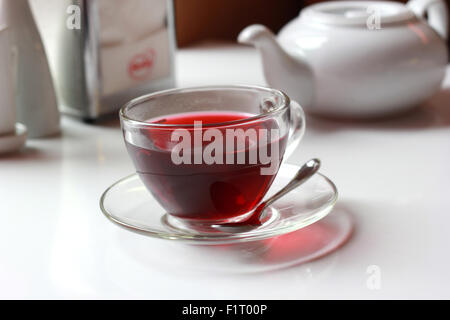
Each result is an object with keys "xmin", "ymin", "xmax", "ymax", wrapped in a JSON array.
[{"xmin": 223, "ymin": 158, "xmax": 321, "ymax": 227}]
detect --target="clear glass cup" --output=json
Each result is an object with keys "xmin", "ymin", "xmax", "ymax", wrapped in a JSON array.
[{"xmin": 120, "ymin": 85, "xmax": 305, "ymax": 225}]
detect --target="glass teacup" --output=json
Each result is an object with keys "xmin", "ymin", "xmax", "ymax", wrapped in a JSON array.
[{"xmin": 120, "ymin": 85, "xmax": 305, "ymax": 224}]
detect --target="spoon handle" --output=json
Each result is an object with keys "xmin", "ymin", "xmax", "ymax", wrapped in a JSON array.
[
  {"xmin": 259, "ymin": 158, "xmax": 321, "ymax": 213},
  {"xmin": 221, "ymin": 158, "xmax": 321, "ymax": 227}
]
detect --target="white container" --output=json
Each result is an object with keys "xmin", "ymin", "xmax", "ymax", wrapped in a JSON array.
[
  {"xmin": 0, "ymin": 27, "xmax": 15, "ymax": 136},
  {"xmin": 3, "ymin": 0, "xmax": 60, "ymax": 138},
  {"xmin": 0, "ymin": 25, "xmax": 27, "ymax": 154},
  {"xmin": 239, "ymin": 0, "xmax": 448, "ymax": 118}
]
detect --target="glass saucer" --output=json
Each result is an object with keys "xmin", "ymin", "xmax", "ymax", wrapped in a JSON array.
[{"xmin": 100, "ymin": 163, "xmax": 338, "ymax": 244}]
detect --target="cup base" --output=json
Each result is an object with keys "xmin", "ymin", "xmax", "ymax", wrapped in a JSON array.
[{"xmin": 162, "ymin": 207, "xmax": 279, "ymax": 235}]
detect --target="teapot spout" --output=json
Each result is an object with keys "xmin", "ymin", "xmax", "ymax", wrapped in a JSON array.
[{"xmin": 238, "ymin": 24, "xmax": 313, "ymax": 109}]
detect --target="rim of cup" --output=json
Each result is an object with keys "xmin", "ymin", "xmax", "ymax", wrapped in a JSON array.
[{"xmin": 119, "ymin": 85, "xmax": 290, "ymax": 129}]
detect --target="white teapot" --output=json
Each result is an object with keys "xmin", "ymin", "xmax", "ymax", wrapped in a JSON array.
[{"xmin": 238, "ymin": 0, "xmax": 448, "ymax": 118}]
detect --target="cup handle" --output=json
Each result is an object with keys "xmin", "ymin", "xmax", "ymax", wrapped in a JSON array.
[
  {"xmin": 408, "ymin": 0, "xmax": 448, "ymax": 40},
  {"xmin": 285, "ymin": 100, "xmax": 306, "ymax": 159}
]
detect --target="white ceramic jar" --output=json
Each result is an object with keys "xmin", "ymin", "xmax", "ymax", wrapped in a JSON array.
[
  {"xmin": 3, "ymin": 0, "xmax": 60, "ymax": 137},
  {"xmin": 0, "ymin": 20, "xmax": 27, "ymax": 154},
  {"xmin": 0, "ymin": 26, "xmax": 15, "ymax": 136}
]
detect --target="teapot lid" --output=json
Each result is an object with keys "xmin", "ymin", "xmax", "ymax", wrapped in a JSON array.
[{"xmin": 300, "ymin": 1, "xmax": 416, "ymax": 26}]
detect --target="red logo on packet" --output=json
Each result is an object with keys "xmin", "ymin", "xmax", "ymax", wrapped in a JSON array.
[{"xmin": 128, "ymin": 49, "xmax": 155, "ymax": 80}]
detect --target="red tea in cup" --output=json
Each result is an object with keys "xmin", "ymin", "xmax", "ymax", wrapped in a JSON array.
[{"xmin": 125, "ymin": 111, "xmax": 287, "ymax": 222}]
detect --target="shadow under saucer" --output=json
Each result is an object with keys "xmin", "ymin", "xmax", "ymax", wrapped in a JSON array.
[{"xmin": 117, "ymin": 206, "xmax": 354, "ymax": 275}]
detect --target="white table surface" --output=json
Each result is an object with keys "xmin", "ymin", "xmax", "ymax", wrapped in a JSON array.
[{"xmin": 1, "ymin": 42, "xmax": 449, "ymax": 299}]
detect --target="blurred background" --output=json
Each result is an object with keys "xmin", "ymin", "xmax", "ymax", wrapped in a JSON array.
[{"xmin": 174, "ymin": 0, "xmax": 450, "ymax": 51}]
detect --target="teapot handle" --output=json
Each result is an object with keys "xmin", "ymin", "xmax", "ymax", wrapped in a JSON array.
[{"xmin": 407, "ymin": 0, "xmax": 448, "ymax": 40}]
